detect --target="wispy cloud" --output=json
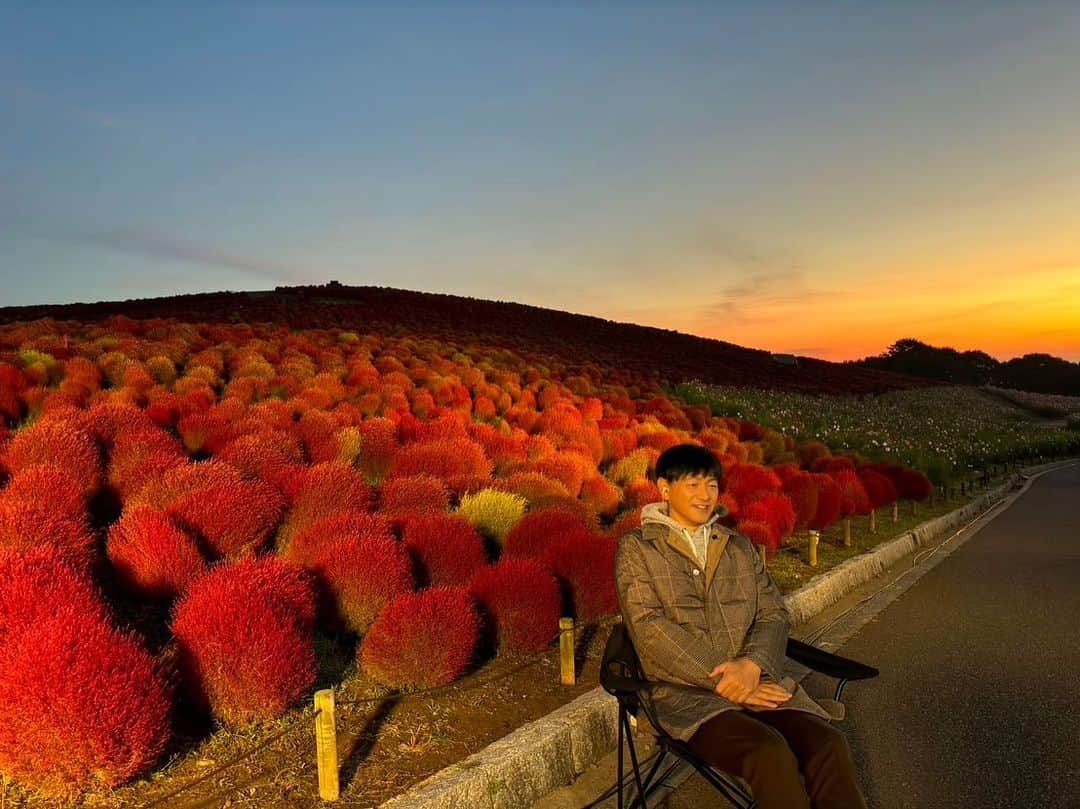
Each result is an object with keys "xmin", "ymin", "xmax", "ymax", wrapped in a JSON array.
[{"xmin": 43, "ymin": 225, "xmax": 315, "ymax": 284}]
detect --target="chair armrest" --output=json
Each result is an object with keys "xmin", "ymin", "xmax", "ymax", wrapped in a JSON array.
[{"xmin": 785, "ymin": 638, "xmax": 878, "ymax": 681}]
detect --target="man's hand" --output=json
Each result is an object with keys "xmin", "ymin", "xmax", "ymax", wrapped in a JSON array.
[
  {"xmin": 741, "ymin": 681, "xmax": 794, "ymax": 710},
  {"xmin": 710, "ymin": 657, "xmax": 762, "ymax": 704}
]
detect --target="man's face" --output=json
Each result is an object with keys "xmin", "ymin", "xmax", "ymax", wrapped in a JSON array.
[{"xmin": 658, "ymin": 473, "xmax": 720, "ymax": 528}]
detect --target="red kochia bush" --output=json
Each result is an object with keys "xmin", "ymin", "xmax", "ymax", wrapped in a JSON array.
[
  {"xmin": 106, "ymin": 428, "xmax": 188, "ymax": 502},
  {"xmin": 891, "ymin": 467, "xmax": 934, "ymax": 501},
  {"xmin": 309, "ymin": 534, "xmax": 414, "ymax": 634},
  {"xmin": 277, "ymin": 463, "xmax": 375, "ymax": 552},
  {"xmin": 171, "ymin": 557, "xmax": 317, "ymax": 726},
  {"xmin": 542, "ymin": 534, "xmax": 618, "ymax": 623},
  {"xmin": 503, "ymin": 509, "xmax": 595, "ymax": 560},
  {"xmin": 167, "ymin": 473, "xmax": 285, "ymax": 559},
  {"xmin": 0, "ymin": 491, "xmax": 97, "ymax": 570},
  {"xmin": 469, "ymin": 558, "xmax": 562, "ymax": 654},
  {"xmin": 580, "ymin": 475, "xmax": 621, "ymax": 519},
  {"xmin": 106, "ymin": 506, "xmax": 208, "ymax": 599},
  {"xmin": 742, "ymin": 492, "xmax": 797, "ymax": 540},
  {"xmin": 810, "ymin": 473, "xmax": 843, "ymax": 530},
  {"xmin": 737, "ymin": 519, "xmax": 780, "ymax": 555},
  {"xmin": 723, "ymin": 463, "xmax": 782, "ymax": 502},
  {"xmin": 858, "ymin": 468, "xmax": 898, "ymax": 509},
  {"xmin": 0, "ymin": 614, "xmax": 172, "ymax": 797},
  {"xmin": 831, "ymin": 469, "xmax": 872, "ymax": 517},
  {"xmin": 360, "ymin": 587, "xmax": 479, "ymax": 689},
  {"xmin": 388, "ymin": 437, "xmax": 494, "ymax": 482},
  {"xmin": 287, "ymin": 510, "xmax": 393, "ymax": 566},
  {"xmin": 0, "ymin": 545, "xmax": 109, "ymax": 647},
  {"xmin": 2, "ymin": 419, "xmax": 102, "ymax": 497},
  {"xmin": 400, "ymin": 514, "xmax": 488, "ymax": 586},
  {"xmin": 782, "ymin": 471, "xmax": 820, "ymax": 531},
  {"xmin": 379, "ymin": 474, "xmax": 451, "ymax": 519}
]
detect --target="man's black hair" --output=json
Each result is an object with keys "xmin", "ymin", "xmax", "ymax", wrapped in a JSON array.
[{"xmin": 654, "ymin": 443, "xmax": 723, "ymax": 483}]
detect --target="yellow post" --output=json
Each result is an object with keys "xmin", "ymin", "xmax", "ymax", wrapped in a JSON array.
[
  {"xmin": 808, "ymin": 530, "xmax": 819, "ymax": 567},
  {"xmin": 559, "ymin": 617, "xmax": 575, "ymax": 686},
  {"xmin": 843, "ymin": 518, "xmax": 852, "ymax": 548},
  {"xmin": 314, "ymin": 689, "xmax": 339, "ymax": 801},
  {"xmin": 892, "ymin": 501, "xmax": 899, "ymax": 523},
  {"xmin": 869, "ymin": 509, "xmax": 876, "ymax": 534}
]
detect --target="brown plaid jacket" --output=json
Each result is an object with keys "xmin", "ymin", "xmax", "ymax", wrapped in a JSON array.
[{"xmin": 614, "ymin": 507, "xmax": 833, "ymax": 741}]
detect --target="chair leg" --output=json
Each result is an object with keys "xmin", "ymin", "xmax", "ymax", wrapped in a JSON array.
[
  {"xmin": 623, "ymin": 711, "xmax": 648, "ymax": 806},
  {"xmin": 617, "ymin": 705, "xmax": 625, "ymax": 809}
]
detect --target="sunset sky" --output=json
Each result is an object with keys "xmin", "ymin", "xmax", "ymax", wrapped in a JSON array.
[{"xmin": 3, "ymin": 3, "xmax": 1079, "ymax": 362}]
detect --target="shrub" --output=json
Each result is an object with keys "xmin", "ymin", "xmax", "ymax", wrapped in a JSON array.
[
  {"xmin": 0, "ymin": 545, "xmax": 109, "ymax": 648},
  {"xmin": 831, "ymin": 468, "xmax": 872, "ymax": 517},
  {"xmin": 503, "ymin": 509, "xmax": 595, "ymax": 560},
  {"xmin": 722, "ymin": 463, "xmax": 781, "ymax": 501},
  {"xmin": 400, "ymin": 514, "xmax": 488, "ymax": 586},
  {"xmin": 0, "ymin": 614, "xmax": 172, "ymax": 797},
  {"xmin": 892, "ymin": 467, "xmax": 934, "ymax": 501},
  {"xmin": 742, "ymin": 492, "xmax": 797, "ymax": 539},
  {"xmin": 379, "ymin": 474, "xmax": 451, "ymax": 519},
  {"xmin": 622, "ymin": 478, "xmax": 661, "ymax": 510},
  {"xmin": 359, "ymin": 587, "xmax": 479, "ymax": 689},
  {"xmin": 106, "ymin": 506, "xmax": 208, "ymax": 599},
  {"xmin": 171, "ymin": 557, "xmax": 317, "ymax": 726},
  {"xmin": 542, "ymin": 534, "xmax": 618, "ymax": 623},
  {"xmin": 308, "ymin": 534, "xmax": 413, "ymax": 634},
  {"xmin": 455, "ymin": 488, "xmax": 527, "ymax": 544},
  {"xmin": 106, "ymin": 427, "xmax": 188, "ymax": 503},
  {"xmin": 809, "ymin": 473, "xmax": 842, "ymax": 530},
  {"xmin": 528, "ymin": 453, "xmax": 589, "ymax": 498},
  {"xmin": 167, "ymin": 473, "xmax": 285, "ymax": 559},
  {"xmin": 606, "ymin": 508, "xmax": 643, "ymax": 540},
  {"xmin": 607, "ymin": 448, "xmax": 654, "ymax": 486},
  {"xmin": 580, "ymin": 475, "xmax": 621, "ymax": 519},
  {"xmin": 388, "ymin": 437, "xmax": 494, "ymax": 481},
  {"xmin": 277, "ymin": 463, "xmax": 375, "ymax": 552},
  {"xmin": 287, "ymin": 510, "xmax": 394, "ymax": 566},
  {"xmin": 469, "ymin": 559, "xmax": 562, "ymax": 654},
  {"xmin": 782, "ymin": 471, "xmax": 820, "ymax": 531},
  {"xmin": 2, "ymin": 419, "xmax": 102, "ymax": 497},
  {"xmin": 499, "ymin": 471, "xmax": 571, "ymax": 505},
  {"xmin": 357, "ymin": 417, "xmax": 400, "ymax": 481},
  {"xmin": 737, "ymin": 519, "xmax": 780, "ymax": 555},
  {"xmin": 858, "ymin": 468, "xmax": 898, "ymax": 509},
  {"xmin": 0, "ymin": 490, "xmax": 97, "ymax": 570}
]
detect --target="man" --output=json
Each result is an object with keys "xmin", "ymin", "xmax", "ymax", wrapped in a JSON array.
[{"xmin": 614, "ymin": 444, "xmax": 867, "ymax": 809}]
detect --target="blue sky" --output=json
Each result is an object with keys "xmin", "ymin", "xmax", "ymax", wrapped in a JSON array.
[{"xmin": 3, "ymin": 2, "xmax": 1079, "ymax": 360}]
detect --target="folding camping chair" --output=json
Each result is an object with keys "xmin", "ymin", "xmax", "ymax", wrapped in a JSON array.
[{"xmin": 588, "ymin": 622, "xmax": 879, "ymax": 809}]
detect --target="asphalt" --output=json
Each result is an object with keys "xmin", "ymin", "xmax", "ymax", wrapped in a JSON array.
[{"xmin": 539, "ymin": 462, "xmax": 1080, "ymax": 809}]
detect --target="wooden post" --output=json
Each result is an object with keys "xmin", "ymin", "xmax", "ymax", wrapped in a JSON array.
[
  {"xmin": 892, "ymin": 501, "xmax": 899, "ymax": 523},
  {"xmin": 843, "ymin": 518, "xmax": 852, "ymax": 548},
  {"xmin": 559, "ymin": 617, "xmax": 575, "ymax": 686},
  {"xmin": 808, "ymin": 530, "xmax": 819, "ymax": 567},
  {"xmin": 869, "ymin": 509, "xmax": 876, "ymax": 534},
  {"xmin": 314, "ymin": 689, "xmax": 339, "ymax": 801}
]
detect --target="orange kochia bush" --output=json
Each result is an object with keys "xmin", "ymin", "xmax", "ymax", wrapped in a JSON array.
[
  {"xmin": 106, "ymin": 505, "xmax": 208, "ymax": 599},
  {"xmin": 171, "ymin": 557, "xmax": 317, "ymax": 727}
]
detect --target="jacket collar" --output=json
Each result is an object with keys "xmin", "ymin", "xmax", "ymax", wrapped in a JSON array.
[{"xmin": 640, "ymin": 502, "xmax": 734, "ymax": 590}]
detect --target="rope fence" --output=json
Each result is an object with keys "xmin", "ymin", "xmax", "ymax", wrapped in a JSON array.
[{"xmin": 134, "ymin": 616, "xmax": 591, "ymax": 807}]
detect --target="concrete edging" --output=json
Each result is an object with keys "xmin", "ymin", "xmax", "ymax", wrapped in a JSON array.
[{"xmin": 380, "ymin": 465, "xmax": 1068, "ymax": 809}]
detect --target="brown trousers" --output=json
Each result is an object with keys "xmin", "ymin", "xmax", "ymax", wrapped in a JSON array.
[{"xmin": 687, "ymin": 709, "xmax": 868, "ymax": 809}]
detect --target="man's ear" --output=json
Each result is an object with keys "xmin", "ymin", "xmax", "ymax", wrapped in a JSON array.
[{"xmin": 657, "ymin": 477, "xmax": 670, "ymax": 500}]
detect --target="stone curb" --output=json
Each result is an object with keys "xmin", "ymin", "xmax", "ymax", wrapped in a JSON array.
[{"xmin": 380, "ymin": 463, "xmax": 1072, "ymax": 809}]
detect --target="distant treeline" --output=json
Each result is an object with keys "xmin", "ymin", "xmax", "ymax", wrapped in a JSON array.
[{"xmin": 854, "ymin": 339, "xmax": 1080, "ymax": 396}]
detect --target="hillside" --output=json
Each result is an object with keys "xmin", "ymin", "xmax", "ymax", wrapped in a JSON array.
[{"xmin": 0, "ymin": 283, "xmax": 931, "ymax": 396}]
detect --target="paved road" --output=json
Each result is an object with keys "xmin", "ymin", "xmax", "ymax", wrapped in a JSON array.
[
  {"xmin": 836, "ymin": 463, "xmax": 1080, "ymax": 808},
  {"xmin": 661, "ymin": 463, "xmax": 1080, "ymax": 808}
]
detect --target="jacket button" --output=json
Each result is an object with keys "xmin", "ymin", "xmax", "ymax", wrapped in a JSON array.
[{"xmin": 692, "ymin": 569, "xmax": 700, "ymax": 576}]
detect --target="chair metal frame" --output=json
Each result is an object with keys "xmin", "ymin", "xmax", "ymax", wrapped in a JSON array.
[{"xmin": 588, "ymin": 623, "xmax": 879, "ymax": 809}]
